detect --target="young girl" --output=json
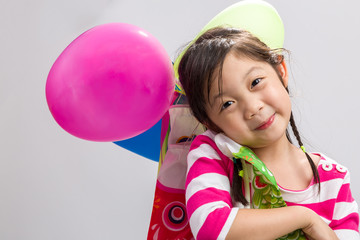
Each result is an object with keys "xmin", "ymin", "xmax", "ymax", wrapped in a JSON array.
[{"xmin": 177, "ymin": 27, "xmax": 359, "ymax": 240}]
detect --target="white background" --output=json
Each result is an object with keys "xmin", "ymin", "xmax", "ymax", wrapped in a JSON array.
[{"xmin": 0, "ymin": 0, "xmax": 359, "ymax": 239}]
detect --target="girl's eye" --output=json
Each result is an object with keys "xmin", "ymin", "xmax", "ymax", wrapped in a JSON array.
[
  {"xmin": 221, "ymin": 101, "xmax": 233, "ymax": 110},
  {"xmin": 251, "ymin": 78, "xmax": 262, "ymax": 89}
]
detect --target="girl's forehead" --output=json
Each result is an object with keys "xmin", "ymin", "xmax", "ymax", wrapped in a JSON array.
[
  {"xmin": 225, "ymin": 52, "xmax": 266, "ymax": 66},
  {"xmin": 221, "ymin": 54, "xmax": 268, "ymax": 79}
]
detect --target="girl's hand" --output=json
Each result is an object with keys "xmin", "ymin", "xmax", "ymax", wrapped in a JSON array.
[{"xmin": 302, "ymin": 208, "xmax": 339, "ymax": 240}]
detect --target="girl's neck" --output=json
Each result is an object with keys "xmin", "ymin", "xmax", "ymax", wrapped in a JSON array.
[
  {"xmin": 251, "ymin": 133, "xmax": 297, "ymax": 165},
  {"xmin": 250, "ymin": 132, "xmax": 319, "ymax": 191}
]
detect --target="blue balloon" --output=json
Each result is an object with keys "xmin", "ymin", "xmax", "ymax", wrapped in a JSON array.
[{"xmin": 113, "ymin": 119, "xmax": 162, "ymax": 161}]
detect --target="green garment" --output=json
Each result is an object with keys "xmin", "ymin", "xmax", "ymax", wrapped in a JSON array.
[{"xmin": 232, "ymin": 146, "xmax": 306, "ymax": 240}]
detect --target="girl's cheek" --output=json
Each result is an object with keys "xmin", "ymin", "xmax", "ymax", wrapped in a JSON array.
[{"xmin": 267, "ymin": 86, "xmax": 289, "ymax": 103}]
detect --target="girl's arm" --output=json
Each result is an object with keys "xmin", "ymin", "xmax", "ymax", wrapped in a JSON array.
[
  {"xmin": 330, "ymin": 170, "xmax": 360, "ymax": 239},
  {"xmin": 226, "ymin": 206, "xmax": 339, "ymax": 240}
]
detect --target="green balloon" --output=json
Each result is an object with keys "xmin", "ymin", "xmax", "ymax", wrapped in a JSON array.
[{"xmin": 174, "ymin": 0, "xmax": 284, "ymax": 82}]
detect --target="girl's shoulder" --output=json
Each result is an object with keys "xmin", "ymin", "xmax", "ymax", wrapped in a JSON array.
[
  {"xmin": 190, "ymin": 129, "xmax": 218, "ymax": 150},
  {"xmin": 192, "ymin": 130, "xmax": 243, "ymax": 161},
  {"xmin": 280, "ymin": 153, "xmax": 351, "ymax": 203},
  {"xmin": 189, "ymin": 130, "xmax": 234, "ymax": 166},
  {"xmin": 314, "ymin": 152, "xmax": 349, "ymax": 180}
]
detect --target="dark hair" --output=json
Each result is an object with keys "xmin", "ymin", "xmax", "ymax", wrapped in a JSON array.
[{"xmin": 178, "ymin": 27, "xmax": 320, "ymax": 205}]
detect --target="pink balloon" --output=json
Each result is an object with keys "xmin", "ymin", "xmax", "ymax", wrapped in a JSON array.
[{"xmin": 46, "ymin": 23, "xmax": 175, "ymax": 142}]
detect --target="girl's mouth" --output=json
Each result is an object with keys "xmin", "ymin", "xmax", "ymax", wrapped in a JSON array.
[{"xmin": 255, "ymin": 114, "xmax": 275, "ymax": 130}]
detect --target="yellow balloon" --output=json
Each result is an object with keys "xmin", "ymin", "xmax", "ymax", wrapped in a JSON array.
[{"xmin": 174, "ymin": 0, "xmax": 284, "ymax": 89}]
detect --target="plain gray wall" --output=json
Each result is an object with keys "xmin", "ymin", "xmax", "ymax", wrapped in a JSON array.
[{"xmin": 0, "ymin": 0, "xmax": 359, "ymax": 239}]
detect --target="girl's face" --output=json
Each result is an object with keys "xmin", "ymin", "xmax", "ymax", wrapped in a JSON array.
[{"xmin": 205, "ymin": 53, "xmax": 291, "ymax": 149}]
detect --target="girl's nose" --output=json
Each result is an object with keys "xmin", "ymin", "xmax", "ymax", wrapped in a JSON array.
[{"xmin": 244, "ymin": 99, "xmax": 264, "ymax": 120}]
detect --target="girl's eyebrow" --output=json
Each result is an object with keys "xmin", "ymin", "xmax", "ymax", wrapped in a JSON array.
[
  {"xmin": 243, "ymin": 66, "xmax": 263, "ymax": 78},
  {"xmin": 211, "ymin": 92, "xmax": 225, "ymax": 106}
]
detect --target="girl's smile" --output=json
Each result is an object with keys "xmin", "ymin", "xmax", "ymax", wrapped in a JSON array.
[{"xmin": 255, "ymin": 113, "xmax": 276, "ymax": 130}]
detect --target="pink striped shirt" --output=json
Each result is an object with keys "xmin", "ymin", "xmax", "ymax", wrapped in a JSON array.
[{"xmin": 185, "ymin": 130, "xmax": 360, "ymax": 240}]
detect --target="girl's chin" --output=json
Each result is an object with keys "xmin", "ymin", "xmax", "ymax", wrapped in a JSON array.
[{"xmin": 249, "ymin": 132, "xmax": 288, "ymax": 149}]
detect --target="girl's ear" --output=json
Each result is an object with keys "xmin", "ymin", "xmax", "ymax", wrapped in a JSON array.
[{"xmin": 277, "ymin": 60, "xmax": 289, "ymax": 87}]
